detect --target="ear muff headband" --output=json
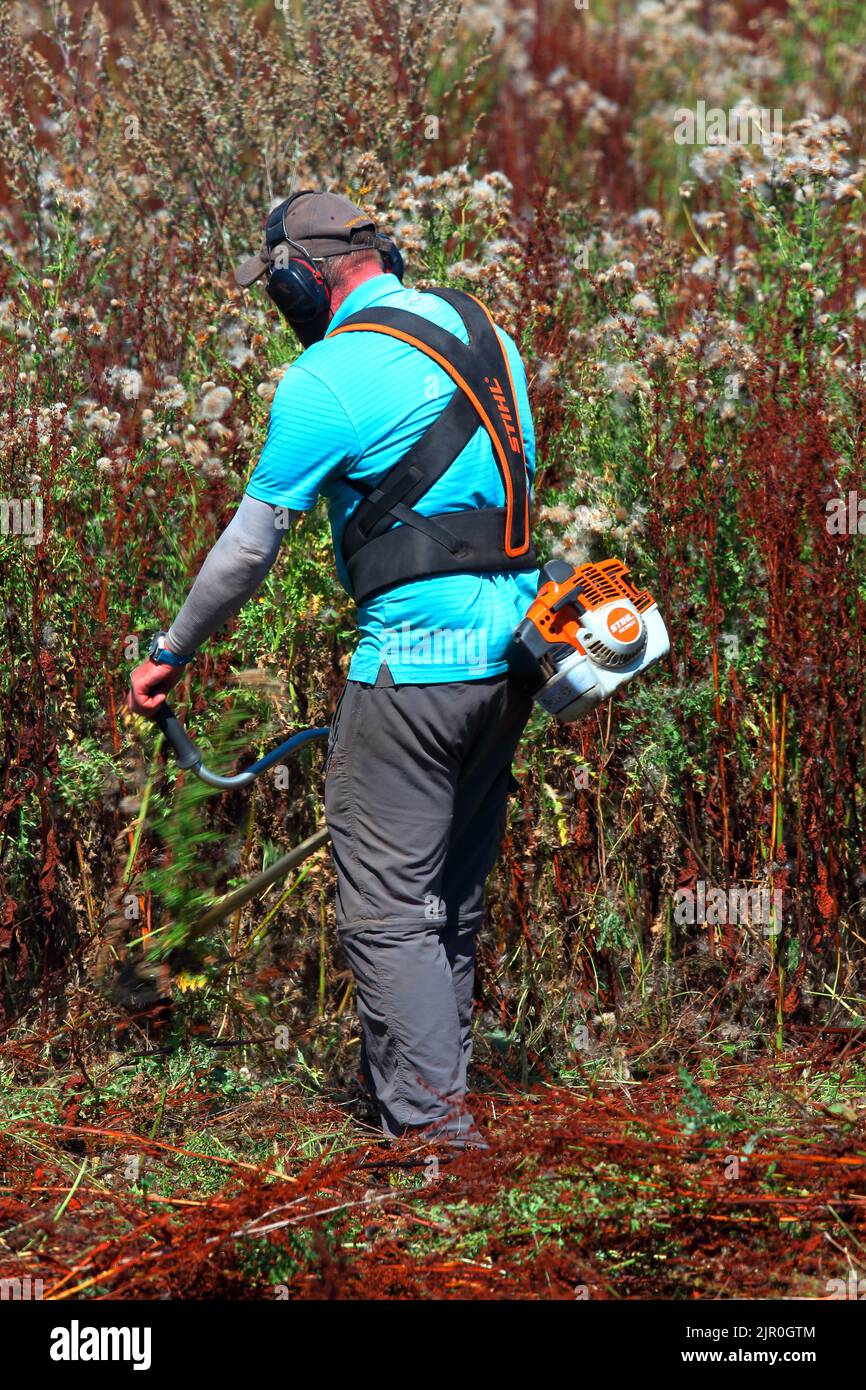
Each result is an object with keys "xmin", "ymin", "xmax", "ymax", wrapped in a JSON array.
[{"xmin": 376, "ymin": 234, "xmax": 404, "ymax": 282}]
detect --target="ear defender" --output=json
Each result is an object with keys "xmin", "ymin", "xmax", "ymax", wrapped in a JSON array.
[
  {"xmin": 377, "ymin": 234, "xmax": 404, "ymax": 282},
  {"xmin": 265, "ymin": 258, "xmax": 331, "ymax": 324}
]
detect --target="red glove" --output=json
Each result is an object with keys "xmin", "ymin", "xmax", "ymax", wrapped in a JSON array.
[{"xmin": 128, "ymin": 658, "xmax": 186, "ymax": 716}]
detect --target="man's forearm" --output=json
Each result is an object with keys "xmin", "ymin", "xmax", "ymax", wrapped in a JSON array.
[{"xmin": 166, "ymin": 493, "xmax": 290, "ymax": 654}]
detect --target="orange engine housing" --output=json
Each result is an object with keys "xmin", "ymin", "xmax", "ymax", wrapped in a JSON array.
[
  {"xmin": 525, "ymin": 557, "xmax": 656, "ymax": 654},
  {"xmin": 506, "ymin": 557, "xmax": 670, "ymax": 720}
]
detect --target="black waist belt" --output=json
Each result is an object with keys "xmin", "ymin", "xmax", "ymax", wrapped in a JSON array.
[
  {"xmin": 327, "ymin": 286, "xmax": 537, "ymax": 605},
  {"xmin": 345, "ymin": 506, "xmax": 534, "ymax": 600}
]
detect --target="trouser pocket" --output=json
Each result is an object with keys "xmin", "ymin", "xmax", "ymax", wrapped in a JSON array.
[{"xmin": 325, "ymin": 682, "xmax": 351, "ymax": 774}]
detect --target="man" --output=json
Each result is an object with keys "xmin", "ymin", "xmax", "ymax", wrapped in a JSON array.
[{"xmin": 129, "ymin": 190, "xmax": 539, "ymax": 1146}]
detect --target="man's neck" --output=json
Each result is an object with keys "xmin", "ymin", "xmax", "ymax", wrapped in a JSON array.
[{"xmin": 328, "ymin": 267, "xmax": 388, "ymax": 318}]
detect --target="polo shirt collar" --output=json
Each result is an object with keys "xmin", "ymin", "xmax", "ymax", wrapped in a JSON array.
[{"xmin": 327, "ymin": 273, "xmax": 403, "ymax": 334}]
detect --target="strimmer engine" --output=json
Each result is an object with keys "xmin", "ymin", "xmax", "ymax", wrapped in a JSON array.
[{"xmin": 506, "ymin": 558, "xmax": 670, "ymax": 721}]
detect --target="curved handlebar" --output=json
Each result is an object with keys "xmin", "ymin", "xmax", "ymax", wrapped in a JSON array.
[{"xmin": 153, "ymin": 703, "xmax": 330, "ymax": 789}]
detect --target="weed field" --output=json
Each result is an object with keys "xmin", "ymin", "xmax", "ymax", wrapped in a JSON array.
[{"xmin": 1, "ymin": 0, "xmax": 866, "ymax": 1303}]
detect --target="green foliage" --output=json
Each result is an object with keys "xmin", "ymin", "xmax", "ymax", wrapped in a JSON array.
[{"xmin": 0, "ymin": 0, "xmax": 864, "ymax": 1053}]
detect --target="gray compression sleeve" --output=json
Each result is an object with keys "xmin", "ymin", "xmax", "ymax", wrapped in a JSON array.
[{"xmin": 166, "ymin": 493, "xmax": 291, "ymax": 654}]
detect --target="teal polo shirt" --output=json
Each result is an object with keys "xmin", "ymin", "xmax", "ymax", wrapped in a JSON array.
[{"xmin": 245, "ymin": 272, "xmax": 540, "ymax": 684}]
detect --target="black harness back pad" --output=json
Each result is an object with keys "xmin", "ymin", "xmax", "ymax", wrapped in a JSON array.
[{"xmin": 328, "ymin": 286, "xmax": 536, "ymax": 604}]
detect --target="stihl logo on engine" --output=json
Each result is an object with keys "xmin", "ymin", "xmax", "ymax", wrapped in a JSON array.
[
  {"xmin": 606, "ymin": 606, "xmax": 641, "ymax": 643},
  {"xmin": 484, "ymin": 376, "xmax": 521, "ymax": 454},
  {"xmin": 507, "ymin": 558, "xmax": 670, "ymax": 723}
]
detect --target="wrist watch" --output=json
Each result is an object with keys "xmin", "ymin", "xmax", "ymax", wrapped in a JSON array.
[{"xmin": 148, "ymin": 631, "xmax": 196, "ymax": 667}]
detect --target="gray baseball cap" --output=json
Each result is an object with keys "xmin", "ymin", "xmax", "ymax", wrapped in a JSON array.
[{"xmin": 235, "ymin": 190, "xmax": 377, "ymax": 287}]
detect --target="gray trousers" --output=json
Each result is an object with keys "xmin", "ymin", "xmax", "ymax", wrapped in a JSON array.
[{"xmin": 324, "ymin": 667, "xmax": 531, "ymax": 1140}]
